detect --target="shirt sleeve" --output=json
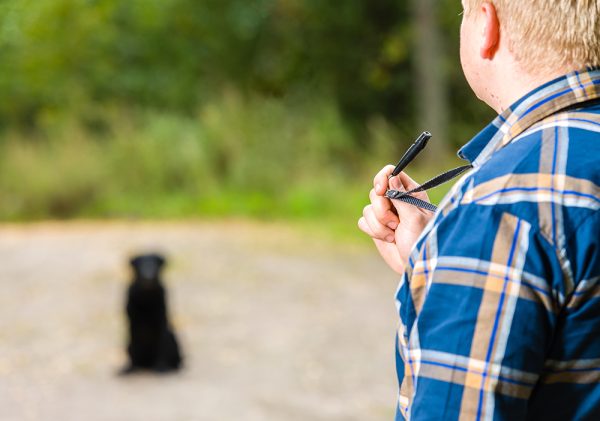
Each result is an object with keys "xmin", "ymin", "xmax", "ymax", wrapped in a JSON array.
[{"xmin": 397, "ymin": 204, "xmax": 563, "ymax": 420}]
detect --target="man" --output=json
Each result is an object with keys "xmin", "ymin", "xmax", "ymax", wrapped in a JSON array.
[{"xmin": 358, "ymin": 1, "xmax": 600, "ymax": 420}]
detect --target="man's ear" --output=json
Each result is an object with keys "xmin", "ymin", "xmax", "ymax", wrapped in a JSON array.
[{"xmin": 480, "ymin": 2, "xmax": 500, "ymax": 59}]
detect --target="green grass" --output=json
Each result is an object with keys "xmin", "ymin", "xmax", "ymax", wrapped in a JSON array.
[{"xmin": 0, "ymin": 92, "xmax": 457, "ymax": 239}]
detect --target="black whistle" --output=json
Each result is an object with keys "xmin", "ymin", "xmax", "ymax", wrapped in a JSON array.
[{"xmin": 389, "ymin": 131, "xmax": 432, "ymax": 178}]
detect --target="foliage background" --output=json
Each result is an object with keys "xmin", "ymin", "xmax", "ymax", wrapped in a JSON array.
[{"xmin": 0, "ymin": 0, "xmax": 494, "ymax": 229}]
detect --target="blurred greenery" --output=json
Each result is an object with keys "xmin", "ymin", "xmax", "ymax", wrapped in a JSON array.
[{"xmin": 0, "ymin": 0, "xmax": 494, "ymax": 232}]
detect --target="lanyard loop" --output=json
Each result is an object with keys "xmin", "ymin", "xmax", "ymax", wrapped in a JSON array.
[
  {"xmin": 385, "ymin": 132, "xmax": 472, "ymax": 212},
  {"xmin": 386, "ymin": 164, "xmax": 472, "ymax": 212}
]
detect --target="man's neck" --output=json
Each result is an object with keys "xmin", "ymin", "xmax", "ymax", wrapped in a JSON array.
[{"xmin": 490, "ymin": 64, "xmax": 574, "ymax": 114}]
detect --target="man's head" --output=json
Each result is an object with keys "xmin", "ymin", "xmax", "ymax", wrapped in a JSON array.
[{"xmin": 459, "ymin": 1, "xmax": 600, "ymax": 111}]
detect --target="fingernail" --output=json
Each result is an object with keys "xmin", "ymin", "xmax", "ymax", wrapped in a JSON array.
[
  {"xmin": 375, "ymin": 183, "xmax": 381, "ymax": 193},
  {"xmin": 387, "ymin": 222, "xmax": 398, "ymax": 229},
  {"xmin": 385, "ymin": 235, "xmax": 395, "ymax": 243}
]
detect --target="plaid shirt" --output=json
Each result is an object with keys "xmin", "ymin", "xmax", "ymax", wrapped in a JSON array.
[{"xmin": 395, "ymin": 68, "xmax": 600, "ymax": 420}]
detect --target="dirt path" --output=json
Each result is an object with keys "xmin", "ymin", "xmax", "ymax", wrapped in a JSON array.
[{"xmin": 0, "ymin": 221, "xmax": 400, "ymax": 420}]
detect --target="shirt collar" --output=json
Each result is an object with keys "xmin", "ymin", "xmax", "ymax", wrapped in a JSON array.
[{"xmin": 458, "ymin": 67, "xmax": 600, "ymax": 167}]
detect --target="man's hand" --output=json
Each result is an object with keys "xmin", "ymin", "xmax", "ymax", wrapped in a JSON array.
[{"xmin": 358, "ymin": 165, "xmax": 434, "ymax": 274}]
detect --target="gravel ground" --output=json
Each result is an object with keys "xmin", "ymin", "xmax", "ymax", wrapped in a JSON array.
[{"xmin": 0, "ymin": 221, "xmax": 400, "ymax": 421}]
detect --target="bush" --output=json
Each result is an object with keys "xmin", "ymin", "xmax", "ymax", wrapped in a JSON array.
[{"xmin": 0, "ymin": 92, "xmax": 415, "ymax": 221}]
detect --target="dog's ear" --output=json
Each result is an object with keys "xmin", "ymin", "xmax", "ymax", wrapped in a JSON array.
[
  {"xmin": 130, "ymin": 256, "xmax": 142, "ymax": 270},
  {"xmin": 152, "ymin": 254, "xmax": 166, "ymax": 269}
]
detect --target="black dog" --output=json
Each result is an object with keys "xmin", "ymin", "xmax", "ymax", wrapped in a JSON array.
[{"xmin": 121, "ymin": 253, "xmax": 182, "ymax": 373}]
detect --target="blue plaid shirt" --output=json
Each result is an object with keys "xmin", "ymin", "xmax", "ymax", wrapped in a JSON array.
[{"xmin": 395, "ymin": 68, "xmax": 600, "ymax": 420}]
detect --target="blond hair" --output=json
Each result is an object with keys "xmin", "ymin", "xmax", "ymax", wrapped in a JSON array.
[{"xmin": 464, "ymin": 1, "xmax": 600, "ymax": 74}]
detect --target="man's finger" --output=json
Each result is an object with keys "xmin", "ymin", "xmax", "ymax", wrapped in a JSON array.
[
  {"xmin": 369, "ymin": 188, "xmax": 399, "ymax": 229},
  {"xmin": 363, "ymin": 205, "xmax": 396, "ymax": 242},
  {"xmin": 357, "ymin": 216, "xmax": 374, "ymax": 236},
  {"xmin": 388, "ymin": 195, "xmax": 433, "ymax": 235},
  {"xmin": 389, "ymin": 171, "xmax": 430, "ymax": 203},
  {"xmin": 373, "ymin": 165, "xmax": 396, "ymax": 195}
]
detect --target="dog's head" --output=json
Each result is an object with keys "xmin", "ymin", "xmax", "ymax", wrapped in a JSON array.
[{"xmin": 130, "ymin": 253, "xmax": 166, "ymax": 283}]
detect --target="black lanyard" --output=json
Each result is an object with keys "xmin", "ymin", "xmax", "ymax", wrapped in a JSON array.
[{"xmin": 385, "ymin": 132, "xmax": 472, "ymax": 212}]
